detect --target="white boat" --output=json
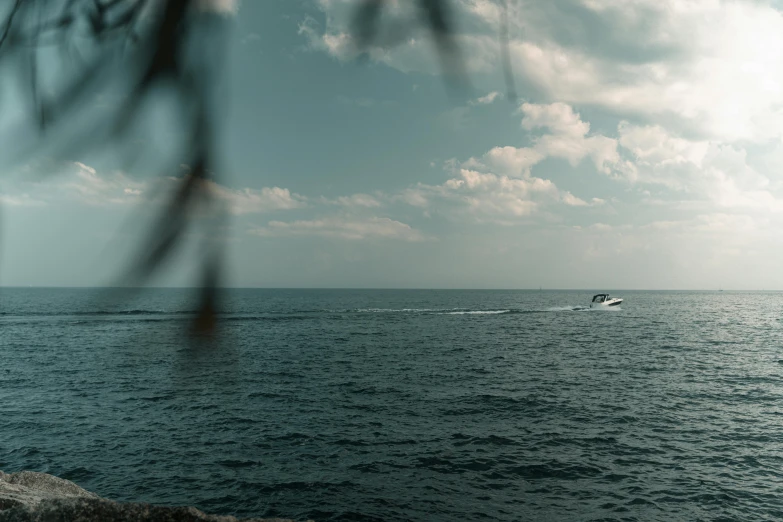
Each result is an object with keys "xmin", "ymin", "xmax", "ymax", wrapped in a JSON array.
[{"xmin": 590, "ymin": 293, "xmax": 623, "ymax": 308}]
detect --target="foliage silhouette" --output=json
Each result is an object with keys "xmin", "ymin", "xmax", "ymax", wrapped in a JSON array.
[{"xmin": 0, "ymin": 0, "xmax": 513, "ymax": 336}]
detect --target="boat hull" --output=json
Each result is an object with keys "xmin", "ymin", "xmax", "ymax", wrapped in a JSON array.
[{"xmin": 591, "ymin": 298, "xmax": 623, "ymax": 308}]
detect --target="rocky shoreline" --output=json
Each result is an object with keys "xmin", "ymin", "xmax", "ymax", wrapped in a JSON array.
[{"xmin": 0, "ymin": 471, "xmax": 306, "ymax": 522}]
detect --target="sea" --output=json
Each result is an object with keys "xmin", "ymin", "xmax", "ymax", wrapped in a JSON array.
[{"xmin": 2, "ymin": 288, "xmax": 782, "ymax": 521}]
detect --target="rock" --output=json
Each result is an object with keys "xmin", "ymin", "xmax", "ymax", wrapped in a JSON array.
[
  {"xmin": 0, "ymin": 471, "xmax": 100, "ymax": 512},
  {"xmin": 0, "ymin": 471, "xmax": 306, "ymax": 522}
]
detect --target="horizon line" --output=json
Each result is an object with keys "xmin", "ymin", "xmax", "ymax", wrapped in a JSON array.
[{"xmin": 0, "ymin": 286, "xmax": 772, "ymax": 292}]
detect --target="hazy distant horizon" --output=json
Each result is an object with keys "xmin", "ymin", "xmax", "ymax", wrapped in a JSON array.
[{"xmin": 0, "ymin": 286, "xmax": 772, "ymax": 292}]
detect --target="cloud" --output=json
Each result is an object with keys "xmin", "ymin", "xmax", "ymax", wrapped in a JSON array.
[
  {"xmin": 517, "ymin": 1, "xmax": 783, "ymax": 142},
  {"xmin": 325, "ymin": 193, "xmax": 384, "ymax": 208},
  {"xmin": 469, "ymin": 91, "xmax": 501, "ymax": 105},
  {"xmin": 298, "ymin": 0, "xmax": 783, "ymax": 224},
  {"xmin": 520, "ymin": 102, "xmax": 591, "ymax": 137},
  {"xmin": 395, "ymin": 188, "xmax": 430, "ymax": 208},
  {"xmin": 520, "ymin": 103, "xmax": 620, "ymax": 173},
  {"xmin": 615, "ymin": 123, "xmax": 783, "ymax": 211},
  {"xmin": 478, "ymin": 146, "xmax": 544, "ymax": 177},
  {"xmin": 618, "ymin": 123, "xmax": 709, "ymax": 167},
  {"xmin": 392, "ymin": 102, "xmax": 617, "ymax": 221},
  {"xmin": 400, "ymin": 163, "xmax": 601, "ymax": 223},
  {"xmin": 299, "ymin": 2, "xmax": 498, "ymax": 74},
  {"xmin": 63, "ymin": 162, "xmax": 146, "ymax": 206},
  {"xmin": 305, "ymin": 0, "xmax": 783, "ymax": 143},
  {"xmin": 454, "ymin": 101, "xmax": 783, "ymax": 216},
  {"xmin": 395, "ymin": 99, "xmax": 783, "ymax": 224},
  {"xmin": 460, "ymin": 103, "xmax": 620, "ymax": 179},
  {"xmin": 561, "ymin": 192, "xmax": 588, "ymax": 207},
  {"xmin": 251, "ymin": 216, "xmax": 426, "ymax": 242},
  {"xmin": 445, "ymin": 168, "xmax": 557, "ymax": 217},
  {"xmin": 211, "ymin": 95, "xmax": 774, "ymax": 229},
  {"xmin": 4, "ymin": 162, "xmax": 308, "ymax": 215},
  {"xmin": 203, "ymin": 182, "xmax": 307, "ymax": 214}
]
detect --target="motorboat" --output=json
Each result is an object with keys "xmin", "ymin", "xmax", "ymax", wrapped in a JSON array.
[{"xmin": 590, "ymin": 293, "xmax": 623, "ymax": 308}]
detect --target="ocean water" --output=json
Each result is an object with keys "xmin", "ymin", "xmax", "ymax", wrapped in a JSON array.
[{"xmin": 1, "ymin": 288, "xmax": 782, "ymax": 521}]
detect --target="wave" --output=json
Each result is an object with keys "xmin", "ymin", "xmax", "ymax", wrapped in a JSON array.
[
  {"xmin": 0, "ymin": 309, "xmax": 194, "ymax": 317},
  {"xmin": 91, "ymin": 309, "xmax": 193, "ymax": 316}
]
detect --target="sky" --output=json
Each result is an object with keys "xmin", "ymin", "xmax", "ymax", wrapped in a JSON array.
[{"xmin": 3, "ymin": 0, "xmax": 783, "ymax": 289}]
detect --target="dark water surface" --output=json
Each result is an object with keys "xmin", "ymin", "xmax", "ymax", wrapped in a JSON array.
[{"xmin": 2, "ymin": 289, "xmax": 782, "ymax": 521}]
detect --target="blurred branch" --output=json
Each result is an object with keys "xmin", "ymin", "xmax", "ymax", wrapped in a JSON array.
[
  {"xmin": 350, "ymin": 0, "xmax": 470, "ymax": 94},
  {"xmin": 0, "ymin": 0, "xmax": 516, "ymax": 337},
  {"xmin": 499, "ymin": 0, "xmax": 517, "ymax": 103},
  {"xmin": 0, "ymin": 0, "xmax": 226, "ymax": 335},
  {"xmin": 349, "ymin": 0, "xmax": 516, "ymax": 101}
]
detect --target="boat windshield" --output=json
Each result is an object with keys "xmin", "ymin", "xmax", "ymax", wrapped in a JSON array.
[{"xmin": 592, "ymin": 294, "xmax": 608, "ymax": 302}]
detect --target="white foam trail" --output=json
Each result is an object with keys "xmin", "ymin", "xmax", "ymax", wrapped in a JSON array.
[
  {"xmin": 353, "ymin": 308, "xmax": 511, "ymax": 315},
  {"xmin": 542, "ymin": 306, "xmax": 596, "ymax": 312},
  {"xmin": 440, "ymin": 310, "xmax": 510, "ymax": 315},
  {"xmin": 355, "ymin": 308, "xmax": 468, "ymax": 313}
]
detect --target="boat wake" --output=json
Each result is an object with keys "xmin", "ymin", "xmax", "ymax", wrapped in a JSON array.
[
  {"xmin": 353, "ymin": 306, "xmax": 617, "ymax": 315},
  {"xmin": 354, "ymin": 308, "xmax": 513, "ymax": 315},
  {"xmin": 544, "ymin": 306, "xmax": 591, "ymax": 312},
  {"xmin": 2, "ymin": 306, "xmax": 620, "ymax": 325}
]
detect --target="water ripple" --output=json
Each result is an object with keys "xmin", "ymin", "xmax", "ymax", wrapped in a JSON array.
[{"xmin": 2, "ymin": 289, "xmax": 783, "ymax": 521}]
